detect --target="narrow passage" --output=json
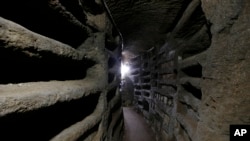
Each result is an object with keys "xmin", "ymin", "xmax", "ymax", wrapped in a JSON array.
[{"xmin": 122, "ymin": 107, "xmax": 156, "ymax": 141}]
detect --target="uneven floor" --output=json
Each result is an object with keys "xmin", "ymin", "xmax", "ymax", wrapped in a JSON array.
[{"xmin": 122, "ymin": 107, "xmax": 156, "ymax": 141}]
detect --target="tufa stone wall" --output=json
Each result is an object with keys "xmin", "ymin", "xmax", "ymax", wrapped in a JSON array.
[
  {"xmin": 0, "ymin": 0, "xmax": 123, "ymax": 141},
  {"xmin": 130, "ymin": 0, "xmax": 250, "ymax": 141}
]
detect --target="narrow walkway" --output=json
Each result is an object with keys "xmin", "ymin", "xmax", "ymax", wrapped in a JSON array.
[{"xmin": 122, "ymin": 107, "xmax": 156, "ymax": 141}]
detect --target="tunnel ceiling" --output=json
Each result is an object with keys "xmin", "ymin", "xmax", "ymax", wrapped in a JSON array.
[
  {"xmin": 0, "ymin": 0, "xmax": 208, "ymax": 61},
  {"xmin": 106, "ymin": 0, "xmax": 192, "ymax": 58}
]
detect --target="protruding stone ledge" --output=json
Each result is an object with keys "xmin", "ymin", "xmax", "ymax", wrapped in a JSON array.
[
  {"xmin": 152, "ymin": 98, "xmax": 172, "ymax": 116},
  {"xmin": 130, "ymin": 68, "xmax": 140, "ymax": 75},
  {"xmin": 0, "ymin": 79, "xmax": 101, "ymax": 117},
  {"xmin": 0, "ymin": 17, "xmax": 86, "ymax": 61},
  {"xmin": 172, "ymin": 0, "xmax": 201, "ymax": 35},
  {"xmin": 176, "ymin": 110, "xmax": 198, "ymax": 139},
  {"xmin": 158, "ymin": 79, "xmax": 177, "ymax": 86},
  {"xmin": 109, "ymin": 92, "xmax": 121, "ymax": 110},
  {"xmin": 179, "ymin": 50, "xmax": 207, "ymax": 70},
  {"xmin": 0, "ymin": 48, "xmax": 107, "ymax": 118},
  {"xmin": 180, "ymin": 77, "xmax": 201, "ymax": 90},
  {"xmin": 107, "ymin": 108, "xmax": 123, "ymax": 137},
  {"xmin": 50, "ymin": 92, "xmax": 105, "ymax": 141},
  {"xmin": 152, "ymin": 87, "xmax": 176, "ymax": 97},
  {"xmin": 178, "ymin": 90, "xmax": 201, "ymax": 112},
  {"xmin": 48, "ymin": 0, "xmax": 92, "ymax": 34}
]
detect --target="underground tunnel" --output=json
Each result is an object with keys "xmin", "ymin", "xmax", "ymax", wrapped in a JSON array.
[{"xmin": 0, "ymin": 0, "xmax": 250, "ymax": 141}]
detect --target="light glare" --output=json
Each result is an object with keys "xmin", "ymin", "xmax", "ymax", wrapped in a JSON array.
[{"xmin": 121, "ymin": 63, "xmax": 130, "ymax": 78}]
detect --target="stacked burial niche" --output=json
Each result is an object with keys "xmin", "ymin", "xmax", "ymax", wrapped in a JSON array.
[
  {"xmin": 130, "ymin": 0, "xmax": 211, "ymax": 141},
  {"xmin": 0, "ymin": 0, "xmax": 123, "ymax": 141},
  {"xmin": 130, "ymin": 0, "xmax": 250, "ymax": 141}
]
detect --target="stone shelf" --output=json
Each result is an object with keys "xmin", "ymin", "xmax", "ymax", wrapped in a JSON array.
[
  {"xmin": 180, "ymin": 82, "xmax": 202, "ymax": 100},
  {"xmin": 138, "ymin": 104, "xmax": 144, "ymax": 109},
  {"xmin": 0, "ymin": 0, "xmax": 91, "ymax": 47},
  {"xmin": 111, "ymin": 115, "xmax": 124, "ymax": 140},
  {"xmin": 141, "ymin": 89, "xmax": 151, "ymax": 98},
  {"xmin": 134, "ymin": 95, "xmax": 143, "ymax": 101},
  {"xmin": 140, "ymin": 84, "xmax": 151, "ymax": 90},
  {"xmin": 171, "ymin": 0, "xmax": 200, "ymax": 35},
  {"xmin": 141, "ymin": 74, "xmax": 151, "ymax": 79},
  {"xmin": 107, "ymin": 106, "xmax": 123, "ymax": 138},
  {"xmin": 179, "ymin": 50, "xmax": 207, "ymax": 70},
  {"xmin": 178, "ymin": 90, "xmax": 201, "ymax": 112},
  {"xmin": 0, "ymin": 17, "xmax": 96, "ymax": 84},
  {"xmin": 50, "ymin": 93, "xmax": 105, "ymax": 141},
  {"xmin": 153, "ymin": 98, "xmax": 173, "ymax": 116},
  {"xmin": 176, "ymin": 108, "xmax": 198, "ymax": 139},
  {"xmin": 180, "ymin": 77, "xmax": 201, "ymax": 90},
  {"xmin": 158, "ymin": 68, "xmax": 174, "ymax": 75},
  {"xmin": 141, "ymin": 70, "xmax": 150, "ymax": 76},
  {"xmin": 142, "ymin": 97, "xmax": 152, "ymax": 102},
  {"xmin": 152, "ymin": 87, "xmax": 176, "ymax": 97},
  {"xmin": 130, "ymin": 68, "xmax": 140, "ymax": 75},
  {"xmin": 0, "ymin": 0, "xmax": 123, "ymax": 140},
  {"xmin": 158, "ymin": 79, "xmax": 177, "ymax": 86},
  {"xmin": 0, "ymin": 77, "xmax": 104, "ymax": 117},
  {"xmin": 109, "ymin": 92, "xmax": 122, "ymax": 111},
  {"xmin": 0, "ymin": 19, "xmax": 108, "ymax": 115},
  {"xmin": 141, "ymin": 89, "xmax": 151, "ymax": 93},
  {"xmin": 107, "ymin": 79, "xmax": 119, "ymax": 102},
  {"xmin": 0, "ymin": 17, "xmax": 86, "ymax": 60}
]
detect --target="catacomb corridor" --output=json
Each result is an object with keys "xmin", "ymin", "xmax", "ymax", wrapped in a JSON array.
[{"xmin": 0, "ymin": 0, "xmax": 250, "ymax": 141}]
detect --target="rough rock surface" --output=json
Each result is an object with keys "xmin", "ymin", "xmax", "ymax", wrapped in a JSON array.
[
  {"xmin": 1, "ymin": 0, "xmax": 250, "ymax": 141},
  {"xmin": 107, "ymin": 0, "xmax": 191, "ymax": 56},
  {"xmin": 195, "ymin": 1, "xmax": 250, "ymax": 141},
  {"xmin": 0, "ymin": 0, "xmax": 123, "ymax": 141},
  {"xmin": 123, "ymin": 1, "xmax": 250, "ymax": 141}
]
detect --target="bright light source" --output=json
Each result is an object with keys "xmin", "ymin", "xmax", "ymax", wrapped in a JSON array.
[{"xmin": 121, "ymin": 63, "xmax": 130, "ymax": 78}]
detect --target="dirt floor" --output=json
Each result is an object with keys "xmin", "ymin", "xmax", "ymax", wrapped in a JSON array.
[{"xmin": 122, "ymin": 107, "xmax": 156, "ymax": 141}]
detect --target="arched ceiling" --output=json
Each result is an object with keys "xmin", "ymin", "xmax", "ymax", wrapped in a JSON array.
[
  {"xmin": 106, "ymin": 0, "xmax": 192, "ymax": 58},
  {"xmin": 0, "ymin": 0, "xmax": 209, "ymax": 62}
]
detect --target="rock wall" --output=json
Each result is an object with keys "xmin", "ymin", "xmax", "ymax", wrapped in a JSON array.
[
  {"xmin": 130, "ymin": 0, "xmax": 250, "ymax": 141},
  {"xmin": 195, "ymin": 0, "xmax": 250, "ymax": 141},
  {"xmin": 0, "ymin": 0, "xmax": 123, "ymax": 141}
]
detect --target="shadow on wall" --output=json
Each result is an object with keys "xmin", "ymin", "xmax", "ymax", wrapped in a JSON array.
[
  {"xmin": 0, "ymin": 48, "xmax": 95, "ymax": 84},
  {"xmin": 0, "ymin": 0, "xmax": 88, "ymax": 47},
  {"xmin": 0, "ymin": 93, "xmax": 100, "ymax": 141}
]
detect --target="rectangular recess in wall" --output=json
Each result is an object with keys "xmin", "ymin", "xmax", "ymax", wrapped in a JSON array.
[
  {"xmin": 143, "ymin": 91, "xmax": 150, "ymax": 97},
  {"xmin": 142, "ymin": 77, "xmax": 151, "ymax": 83},
  {"xmin": 135, "ymin": 84, "xmax": 141, "ymax": 89},
  {"xmin": 135, "ymin": 91, "xmax": 141, "ymax": 95},
  {"xmin": 181, "ymin": 63, "xmax": 202, "ymax": 78},
  {"xmin": 142, "ymin": 84, "xmax": 151, "ymax": 90},
  {"xmin": 143, "ymin": 100, "xmax": 150, "ymax": 112},
  {"xmin": 0, "ymin": 92, "xmax": 100, "ymax": 141},
  {"xmin": 0, "ymin": 46, "xmax": 95, "ymax": 84},
  {"xmin": 141, "ymin": 70, "xmax": 150, "ymax": 76},
  {"xmin": 181, "ymin": 83, "xmax": 202, "ymax": 100}
]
